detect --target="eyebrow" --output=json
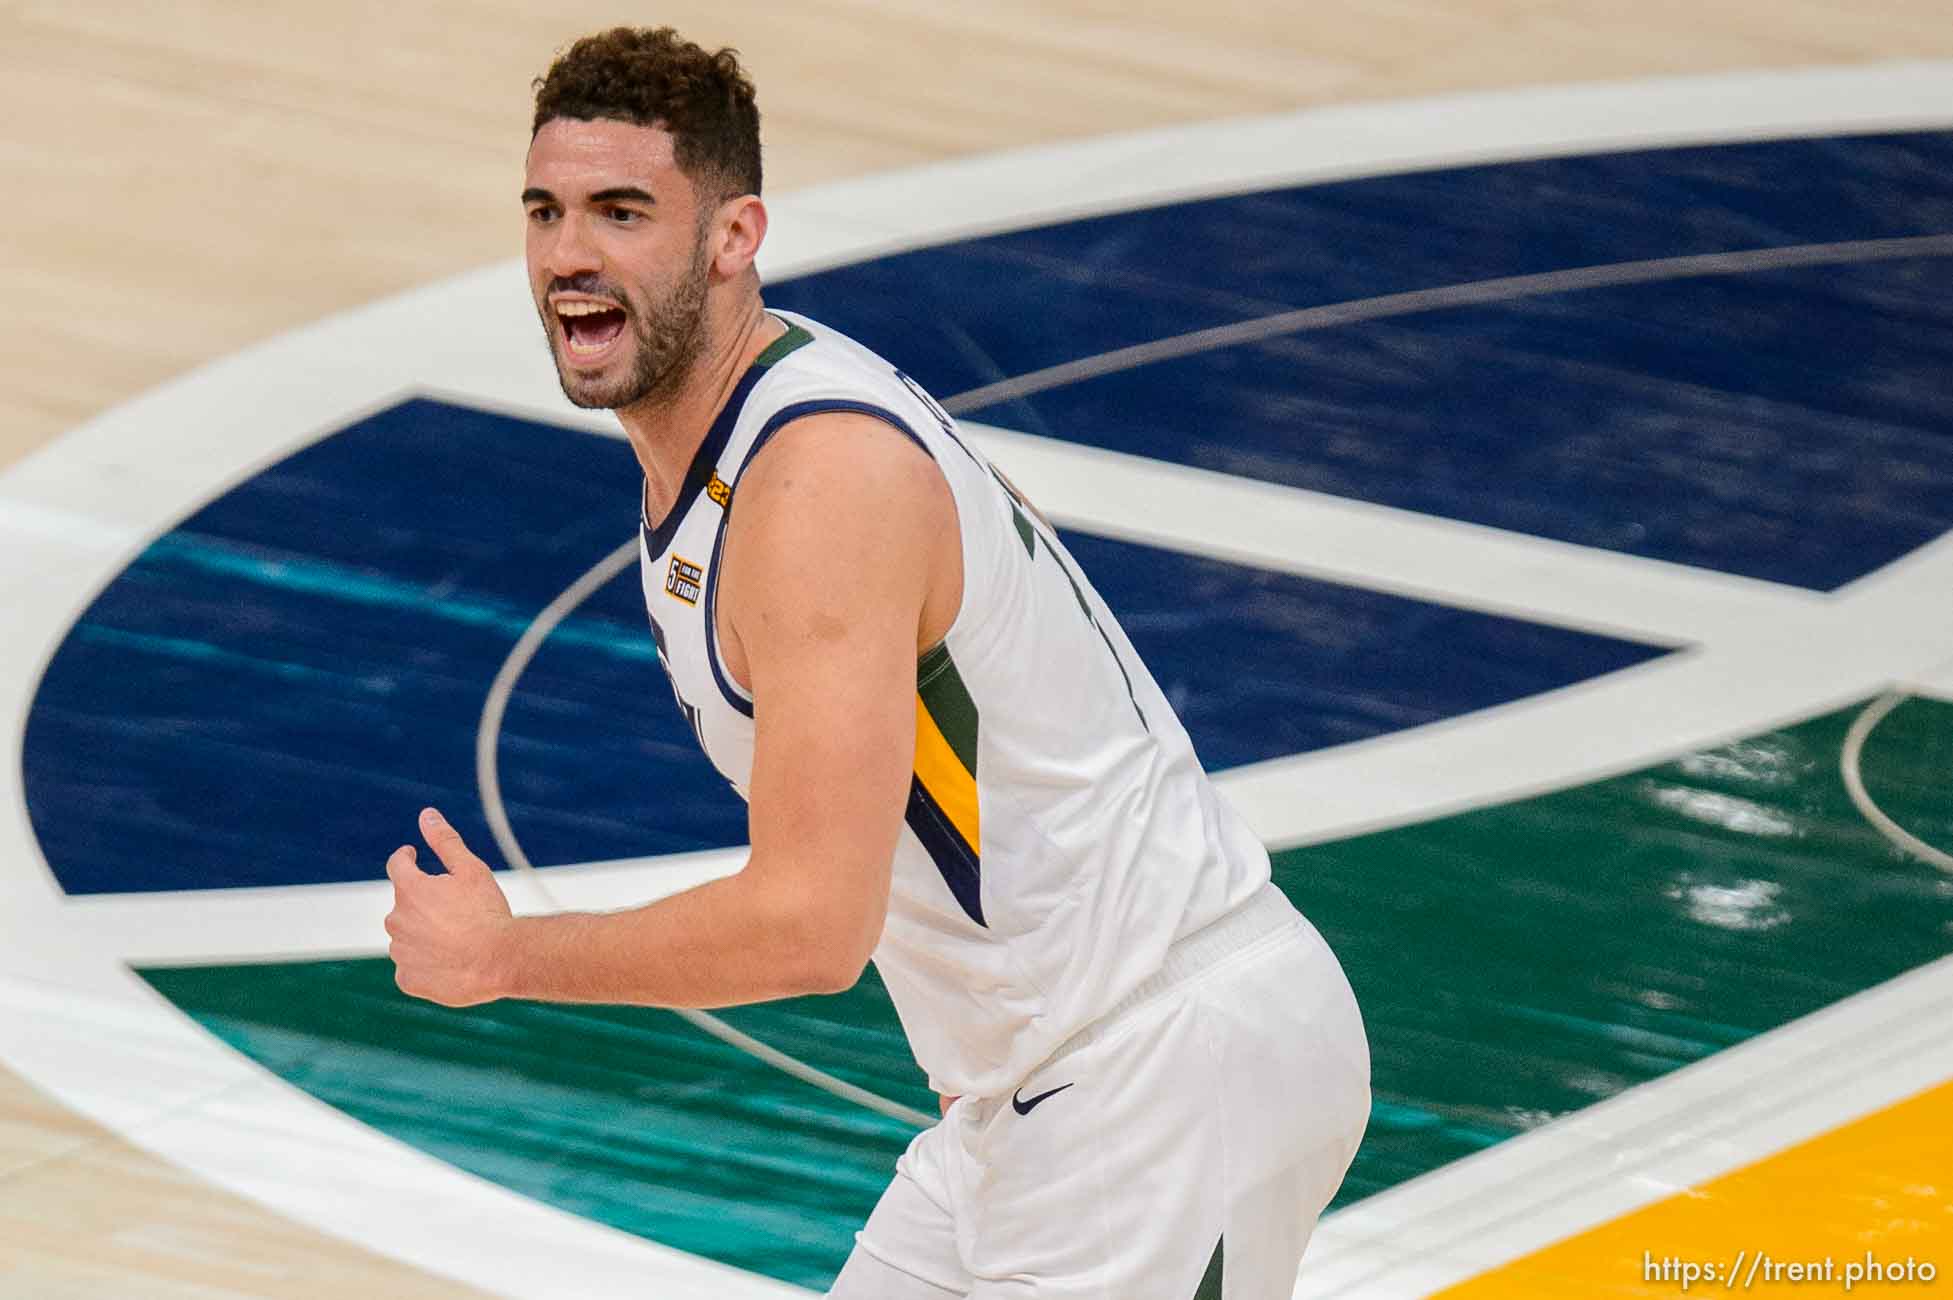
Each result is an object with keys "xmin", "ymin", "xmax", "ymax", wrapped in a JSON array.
[
  {"xmin": 591, "ymin": 186, "xmax": 656, "ymax": 204},
  {"xmin": 519, "ymin": 185, "xmax": 657, "ymax": 205}
]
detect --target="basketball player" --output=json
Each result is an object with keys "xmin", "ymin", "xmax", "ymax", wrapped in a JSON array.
[{"xmin": 383, "ymin": 27, "xmax": 1370, "ymax": 1299}]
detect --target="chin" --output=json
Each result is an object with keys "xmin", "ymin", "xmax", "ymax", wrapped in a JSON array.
[
  {"xmin": 553, "ymin": 351, "xmax": 632, "ymax": 410},
  {"xmin": 558, "ymin": 380, "xmax": 630, "ymax": 411},
  {"xmin": 552, "ymin": 367, "xmax": 617, "ymax": 410}
]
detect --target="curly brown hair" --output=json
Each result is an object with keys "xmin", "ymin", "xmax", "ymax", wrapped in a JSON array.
[{"xmin": 532, "ymin": 27, "xmax": 761, "ymax": 201}]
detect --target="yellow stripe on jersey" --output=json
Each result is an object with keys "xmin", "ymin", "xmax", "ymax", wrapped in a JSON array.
[{"xmin": 914, "ymin": 693, "xmax": 980, "ymax": 854}]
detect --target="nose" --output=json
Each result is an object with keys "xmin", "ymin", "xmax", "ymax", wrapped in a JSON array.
[{"xmin": 538, "ymin": 211, "xmax": 602, "ymax": 281}]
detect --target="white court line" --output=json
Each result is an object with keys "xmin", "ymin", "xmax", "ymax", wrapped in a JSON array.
[
  {"xmin": 1906, "ymin": 657, "xmax": 1953, "ymax": 704},
  {"xmin": 1228, "ymin": 529, "xmax": 1953, "ymax": 850},
  {"xmin": 62, "ymin": 851, "xmax": 749, "ymax": 967},
  {"xmin": 1839, "ymin": 694, "xmax": 1953, "ymax": 873},
  {"xmin": 958, "ymin": 423, "xmax": 1814, "ymax": 647},
  {"xmin": 4, "ymin": 63, "xmax": 1953, "ymax": 1299}
]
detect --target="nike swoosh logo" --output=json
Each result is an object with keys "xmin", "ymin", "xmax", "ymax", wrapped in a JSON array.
[{"xmin": 1011, "ymin": 1082, "xmax": 1074, "ymax": 1115}]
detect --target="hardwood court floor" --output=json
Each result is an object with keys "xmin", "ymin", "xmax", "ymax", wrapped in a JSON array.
[{"xmin": 3, "ymin": 2, "xmax": 1950, "ymax": 1296}]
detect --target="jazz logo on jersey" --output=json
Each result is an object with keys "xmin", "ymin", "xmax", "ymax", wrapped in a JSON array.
[{"xmin": 666, "ymin": 555, "xmax": 704, "ymax": 605}]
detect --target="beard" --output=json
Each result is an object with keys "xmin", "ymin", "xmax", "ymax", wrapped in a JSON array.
[{"xmin": 541, "ymin": 233, "xmax": 711, "ymax": 412}]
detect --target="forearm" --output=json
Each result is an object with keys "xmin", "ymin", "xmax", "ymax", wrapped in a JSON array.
[{"xmin": 492, "ymin": 867, "xmax": 861, "ymax": 1008}]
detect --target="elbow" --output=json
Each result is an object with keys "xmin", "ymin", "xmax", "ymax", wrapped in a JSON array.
[
  {"xmin": 805, "ymin": 949, "xmax": 870, "ymax": 995},
  {"xmin": 782, "ymin": 928, "xmax": 871, "ymax": 996},
  {"xmin": 798, "ymin": 903, "xmax": 880, "ymax": 993},
  {"xmin": 764, "ymin": 888, "xmax": 881, "ymax": 997}
]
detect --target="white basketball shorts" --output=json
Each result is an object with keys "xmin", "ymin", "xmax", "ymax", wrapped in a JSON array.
[{"xmin": 828, "ymin": 885, "xmax": 1371, "ymax": 1299}]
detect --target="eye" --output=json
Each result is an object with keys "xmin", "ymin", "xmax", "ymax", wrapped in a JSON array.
[
  {"xmin": 607, "ymin": 207, "xmax": 641, "ymax": 224},
  {"xmin": 526, "ymin": 205, "xmax": 559, "ymax": 225}
]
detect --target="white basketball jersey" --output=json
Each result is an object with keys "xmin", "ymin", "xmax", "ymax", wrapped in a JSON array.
[{"xmin": 639, "ymin": 310, "xmax": 1272, "ymax": 1097}]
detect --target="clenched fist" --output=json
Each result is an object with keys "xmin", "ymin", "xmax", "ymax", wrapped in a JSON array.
[{"xmin": 384, "ymin": 807, "xmax": 514, "ymax": 1007}]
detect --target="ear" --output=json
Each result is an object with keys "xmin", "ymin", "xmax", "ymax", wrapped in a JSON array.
[{"xmin": 709, "ymin": 194, "xmax": 768, "ymax": 278}]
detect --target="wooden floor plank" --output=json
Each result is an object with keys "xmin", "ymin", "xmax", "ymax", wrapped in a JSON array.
[{"xmin": 0, "ymin": 1063, "xmax": 486, "ymax": 1298}]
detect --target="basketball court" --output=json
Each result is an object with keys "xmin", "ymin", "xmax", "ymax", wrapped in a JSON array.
[{"xmin": 3, "ymin": 5, "xmax": 1951, "ymax": 1296}]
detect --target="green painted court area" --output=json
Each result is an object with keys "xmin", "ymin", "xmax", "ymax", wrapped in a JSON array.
[{"xmin": 142, "ymin": 696, "xmax": 1953, "ymax": 1291}]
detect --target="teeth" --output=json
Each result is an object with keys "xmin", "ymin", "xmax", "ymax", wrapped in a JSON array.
[{"xmin": 556, "ymin": 301, "xmax": 621, "ymax": 317}]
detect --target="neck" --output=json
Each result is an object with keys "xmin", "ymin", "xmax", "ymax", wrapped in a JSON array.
[{"xmin": 619, "ymin": 287, "xmax": 782, "ymax": 524}]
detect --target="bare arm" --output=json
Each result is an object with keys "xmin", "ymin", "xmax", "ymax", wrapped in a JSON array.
[{"xmin": 385, "ymin": 413, "xmax": 951, "ymax": 1009}]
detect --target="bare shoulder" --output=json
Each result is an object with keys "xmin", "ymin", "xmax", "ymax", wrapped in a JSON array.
[
  {"xmin": 720, "ymin": 410, "xmax": 961, "ymax": 657},
  {"xmin": 732, "ymin": 411, "xmax": 950, "ymax": 524}
]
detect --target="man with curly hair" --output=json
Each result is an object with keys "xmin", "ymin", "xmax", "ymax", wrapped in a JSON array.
[{"xmin": 383, "ymin": 26, "xmax": 1370, "ymax": 1300}]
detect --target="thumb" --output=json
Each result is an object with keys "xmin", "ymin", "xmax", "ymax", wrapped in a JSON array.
[
  {"xmin": 419, "ymin": 807, "xmax": 492, "ymax": 878},
  {"xmin": 384, "ymin": 844, "xmax": 425, "ymax": 891}
]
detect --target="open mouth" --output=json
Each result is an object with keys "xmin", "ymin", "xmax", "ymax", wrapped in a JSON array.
[{"xmin": 555, "ymin": 299, "xmax": 628, "ymax": 363}]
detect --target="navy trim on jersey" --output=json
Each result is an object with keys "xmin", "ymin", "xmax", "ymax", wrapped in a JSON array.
[
  {"xmin": 702, "ymin": 506, "xmax": 755, "ymax": 718},
  {"xmin": 736, "ymin": 399, "xmax": 930, "ymax": 480},
  {"xmin": 905, "ymin": 776, "xmax": 986, "ymax": 926},
  {"xmin": 640, "ymin": 364, "xmax": 767, "ymax": 559},
  {"xmin": 697, "ymin": 398, "xmax": 930, "ymax": 718}
]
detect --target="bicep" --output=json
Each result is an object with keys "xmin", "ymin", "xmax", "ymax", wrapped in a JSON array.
[
  {"xmin": 746, "ymin": 605, "xmax": 916, "ymax": 936},
  {"xmin": 721, "ymin": 416, "xmax": 949, "ymax": 960}
]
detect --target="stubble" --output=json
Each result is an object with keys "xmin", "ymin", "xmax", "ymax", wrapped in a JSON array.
[{"xmin": 543, "ymin": 232, "xmax": 711, "ymax": 412}]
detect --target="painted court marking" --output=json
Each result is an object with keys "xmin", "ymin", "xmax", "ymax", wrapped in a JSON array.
[
  {"xmin": 942, "ymin": 235, "xmax": 1953, "ymax": 414},
  {"xmin": 2, "ymin": 64, "xmax": 1951, "ymax": 1297},
  {"xmin": 1840, "ymin": 693, "xmax": 1953, "ymax": 874}
]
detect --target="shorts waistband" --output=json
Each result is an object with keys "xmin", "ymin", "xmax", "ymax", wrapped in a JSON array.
[{"xmin": 1058, "ymin": 883, "xmax": 1299, "ymax": 1059}]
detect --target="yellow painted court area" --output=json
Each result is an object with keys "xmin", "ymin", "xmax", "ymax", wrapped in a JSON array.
[{"xmin": 1436, "ymin": 1080, "xmax": 1953, "ymax": 1297}]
